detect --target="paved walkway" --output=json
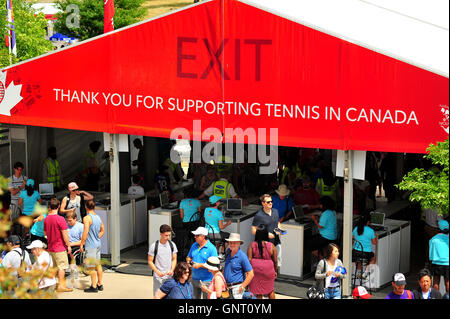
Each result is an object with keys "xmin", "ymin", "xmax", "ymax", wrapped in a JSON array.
[{"xmin": 56, "ymin": 266, "xmax": 299, "ymax": 299}]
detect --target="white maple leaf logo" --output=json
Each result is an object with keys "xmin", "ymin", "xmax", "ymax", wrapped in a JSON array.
[
  {"xmin": 0, "ymin": 70, "xmax": 23, "ymax": 116},
  {"xmin": 439, "ymin": 105, "xmax": 449, "ymax": 134}
]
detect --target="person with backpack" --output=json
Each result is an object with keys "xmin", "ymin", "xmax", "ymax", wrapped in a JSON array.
[
  {"xmin": 385, "ymin": 273, "xmax": 414, "ymax": 299},
  {"xmin": 148, "ymin": 224, "xmax": 178, "ymax": 296},
  {"xmin": 1, "ymin": 235, "xmax": 32, "ymax": 279},
  {"xmin": 60, "ymin": 182, "xmax": 93, "ymax": 222}
]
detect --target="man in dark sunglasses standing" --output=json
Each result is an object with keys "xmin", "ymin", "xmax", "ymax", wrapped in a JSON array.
[{"xmin": 251, "ymin": 194, "xmax": 283, "ymax": 273}]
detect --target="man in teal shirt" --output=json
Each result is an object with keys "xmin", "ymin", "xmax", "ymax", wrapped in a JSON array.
[{"xmin": 186, "ymin": 227, "xmax": 218, "ymax": 299}]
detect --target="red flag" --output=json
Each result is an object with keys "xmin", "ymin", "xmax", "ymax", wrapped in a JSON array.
[{"xmin": 104, "ymin": 0, "xmax": 115, "ymax": 33}]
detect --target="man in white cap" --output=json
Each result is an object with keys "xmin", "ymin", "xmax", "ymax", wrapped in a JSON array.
[
  {"xmin": 223, "ymin": 233, "xmax": 254, "ymax": 299},
  {"xmin": 60, "ymin": 182, "xmax": 93, "ymax": 223},
  {"xmin": 272, "ymin": 184, "xmax": 294, "ymax": 222},
  {"xmin": 385, "ymin": 273, "xmax": 414, "ymax": 299},
  {"xmin": 27, "ymin": 240, "xmax": 57, "ymax": 291},
  {"xmin": 186, "ymin": 226, "xmax": 218, "ymax": 299}
]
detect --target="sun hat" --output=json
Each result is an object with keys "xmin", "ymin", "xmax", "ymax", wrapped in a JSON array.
[
  {"xmin": 438, "ymin": 219, "xmax": 449, "ymax": 231},
  {"xmin": 275, "ymin": 184, "xmax": 290, "ymax": 196},
  {"xmin": 68, "ymin": 182, "xmax": 79, "ymax": 191},
  {"xmin": 209, "ymin": 195, "xmax": 221, "ymax": 205},
  {"xmin": 203, "ymin": 256, "xmax": 221, "ymax": 271},
  {"xmin": 26, "ymin": 179, "xmax": 35, "ymax": 187},
  {"xmin": 225, "ymin": 233, "xmax": 243, "ymax": 244},
  {"xmin": 191, "ymin": 227, "xmax": 208, "ymax": 236},
  {"xmin": 353, "ymin": 286, "xmax": 372, "ymax": 299},
  {"xmin": 393, "ymin": 273, "xmax": 407, "ymax": 286},
  {"xmin": 26, "ymin": 240, "xmax": 46, "ymax": 250}
]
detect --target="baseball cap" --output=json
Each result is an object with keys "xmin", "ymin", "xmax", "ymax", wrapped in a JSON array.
[
  {"xmin": 68, "ymin": 182, "xmax": 79, "ymax": 191},
  {"xmin": 353, "ymin": 286, "xmax": 372, "ymax": 299},
  {"xmin": 393, "ymin": 273, "xmax": 407, "ymax": 286},
  {"xmin": 26, "ymin": 240, "xmax": 46, "ymax": 250},
  {"xmin": 7, "ymin": 235, "xmax": 21, "ymax": 245},
  {"xmin": 438, "ymin": 219, "xmax": 449, "ymax": 231},
  {"xmin": 209, "ymin": 195, "xmax": 221, "ymax": 205},
  {"xmin": 192, "ymin": 227, "xmax": 208, "ymax": 236}
]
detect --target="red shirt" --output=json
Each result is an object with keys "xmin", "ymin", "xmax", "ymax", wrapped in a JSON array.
[
  {"xmin": 293, "ymin": 187, "xmax": 320, "ymax": 214},
  {"xmin": 44, "ymin": 213, "xmax": 68, "ymax": 252}
]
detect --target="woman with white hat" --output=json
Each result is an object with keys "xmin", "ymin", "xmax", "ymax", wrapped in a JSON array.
[
  {"xmin": 200, "ymin": 256, "xmax": 228, "ymax": 299},
  {"xmin": 27, "ymin": 240, "xmax": 57, "ymax": 292}
]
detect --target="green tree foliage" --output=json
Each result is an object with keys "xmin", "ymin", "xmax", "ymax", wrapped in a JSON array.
[
  {"xmin": 397, "ymin": 138, "xmax": 449, "ymax": 216},
  {"xmin": 54, "ymin": 0, "xmax": 147, "ymax": 41},
  {"xmin": 0, "ymin": 0, "xmax": 53, "ymax": 67}
]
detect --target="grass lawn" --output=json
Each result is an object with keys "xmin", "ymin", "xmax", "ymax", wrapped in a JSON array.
[
  {"xmin": 143, "ymin": 0, "xmax": 195, "ymax": 19},
  {"xmin": 33, "ymin": 0, "xmax": 196, "ymax": 20}
]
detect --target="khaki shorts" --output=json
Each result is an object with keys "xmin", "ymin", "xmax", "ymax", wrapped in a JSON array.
[{"xmin": 50, "ymin": 251, "xmax": 69, "ymax": 271}]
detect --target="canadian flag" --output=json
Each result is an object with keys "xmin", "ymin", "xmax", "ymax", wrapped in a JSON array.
[{"xmin": 104, "ymin": 0, "xmax": 115, "ymax": 33}]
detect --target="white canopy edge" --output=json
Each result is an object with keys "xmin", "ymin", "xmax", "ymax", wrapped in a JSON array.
[{"xmin": 242, "ymin": 0, "xmax": 449, "ymax": 78}]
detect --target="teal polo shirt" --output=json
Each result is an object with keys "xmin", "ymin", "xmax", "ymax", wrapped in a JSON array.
[
  {"xmin": 319, "ymin": 209, "xmax": 337, "ymax": 240},
  {"xmin": 187, "ymin": 240, "xmax": 218, "ymax": 281},
  {"xmin": 180, "ymin": 198, "xmax": 201, "ymax": 223}
]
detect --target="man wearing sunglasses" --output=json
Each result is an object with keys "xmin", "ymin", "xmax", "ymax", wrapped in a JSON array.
[{"xmin": 251, "ymin": 194, "xmax": 283, "ymax": 272}]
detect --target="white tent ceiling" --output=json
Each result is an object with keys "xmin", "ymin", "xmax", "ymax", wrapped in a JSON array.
[{"xmin": 244, "ymin": 0, "xmax": 449, "ymax": 77}]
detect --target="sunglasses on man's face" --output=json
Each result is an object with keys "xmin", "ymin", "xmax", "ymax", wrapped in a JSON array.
[{"xmin": 264, "ymin": 201, "xmax": 273, "ymax": 204}]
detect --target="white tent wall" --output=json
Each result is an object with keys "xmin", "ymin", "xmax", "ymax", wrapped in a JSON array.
[{"xmin": 245, "ymin": 0, "xmax": 449, "ymax": 77}]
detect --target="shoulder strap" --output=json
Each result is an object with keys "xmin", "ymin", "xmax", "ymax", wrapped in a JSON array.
[
  {"xmin": 65, "ymin": 194, "xmax": 70, "ymax": 209},
  {"xmin": 80, "ymin": 195, "xmax": 86, "ymax": 218},
  {"xmin": 154, "ymin": 240, "xmax": 159, "ymax": 260},
  {"xmin": 406, "ymin": 290, "xmax": 413, "ymax": 299},
  {"xmin": 169, "ymin": 240, "xmax": 174, "ymax": 254},
  {"xmin": 322, "ymin": 258, "xmax": 327, "ymax": 287},
  {"xmin": 13, "ymin": 249, "xmax": 23, "ymax": 259}
]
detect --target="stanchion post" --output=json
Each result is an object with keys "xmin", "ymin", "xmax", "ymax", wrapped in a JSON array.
[
  {"xmin": 342, "ymin": 150, "xmax": 354, "ymax": 297},
  {"xmin": 110, "ymin": 133, "xmax": 121, "ymax": 266}
]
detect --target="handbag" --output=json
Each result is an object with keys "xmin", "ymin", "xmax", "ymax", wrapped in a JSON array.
[
  {"xmin": 306, "ymin": 258, "xmax": 327, "ymax": 299},
  {"xmin": 217, "ymin": 273, "xmax": 233, "ymax": 299}
]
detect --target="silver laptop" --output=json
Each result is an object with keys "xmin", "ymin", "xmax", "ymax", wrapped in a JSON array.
[
  {"xmin": 226, "ymin": 198, "xmax": 243, "ymax": 215},
  {"xmin": 39, "ymin": 183, "xmax": 54, "ymax": 196}
]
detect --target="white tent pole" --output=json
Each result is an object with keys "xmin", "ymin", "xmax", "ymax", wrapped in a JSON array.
[
  {"xmin": 109, "ymin": 133, "xmax": 121, "ymax": 266},
  {"xmin": 342, "ymin": 149, "xmax": 354, "ymax": 297}
]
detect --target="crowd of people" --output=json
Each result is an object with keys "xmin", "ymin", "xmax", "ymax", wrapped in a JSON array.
[
  {"xmin": 1, "ymin": 146, "xmax": 448, "ymax": 300},
  {"xmin": 1, "ymin": 182, "xmax": 105, "ymax": 295},
  {"xmin": 151, "ymin": 222, "xmax": 279, "ymax": 299}
]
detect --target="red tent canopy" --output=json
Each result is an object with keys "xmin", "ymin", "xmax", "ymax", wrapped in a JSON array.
[{"xmin": 1, "ymin": 0, "xmax": 448, "ymax": 152}]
